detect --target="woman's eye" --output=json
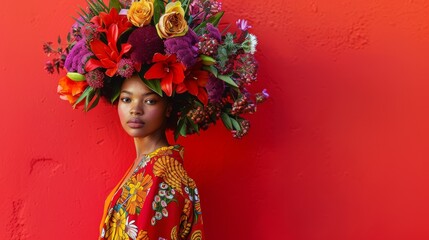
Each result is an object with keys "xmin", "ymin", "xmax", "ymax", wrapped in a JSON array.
[
  {"xmin": 145, "ymin": 99, "xmax": 157, "ymax": 105},
  {"xmin": 120, "ymin": 97, "xmax": 131, "ymax": 103}
]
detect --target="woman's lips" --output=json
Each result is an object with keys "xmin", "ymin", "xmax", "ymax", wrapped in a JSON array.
[{"xmin": 127, "ymin": 118, "xmax": 145, "ymax": 128}]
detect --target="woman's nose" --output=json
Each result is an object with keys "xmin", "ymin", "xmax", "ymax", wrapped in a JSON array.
[{"xmin": 130, "ymin": 102, "xmax": 143, "ymax": 115}]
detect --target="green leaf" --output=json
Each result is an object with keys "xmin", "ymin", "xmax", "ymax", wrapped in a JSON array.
[
  {"xmin": 85, "ymin": 87, "xmax": 96, "ymax": 111},
  {"xmin": 87, "ymin": 92, "xmax": 101, "ymax": 111},
  {"xmin": 109, "ymin": 0, "xmax": 121, "ymax": 10},
  {"xmin": 218, "ymin": 74, "xmax": 238, "ymax": 88},
  {"xmin": 110, "ymin": 86, "xmax": 121, "ymax": 103},
  {"xmin": 143, "ymin": 79, "xmax": 163, "ymax": 96},
  {"xmin": 96, "ymin": 0, "xmax": 109, "ymax": 11},
  {"xmin": 221, "ymin": 112, "xmax": 233, "ymax": 130},
  {"xmin": 202, "ymin": 65, "xmax": 218, "ymax": 77},
  {"xmin": 153, "ymin": 0, "xmax": 165, "ymax": 25},
  {"xmin": 230, "ymin": 118, "xmax": 241, "ymax": 131},
  {"xmin": 73, "ymin": 87, "xmax": 93, "ymax": 109},
  {"xmin": 175, "ymin": 117, "xmax": 187, "ymax": 140},
  {"xmin": 193, "ymin": 11, "xmax": 224, "ymax": 34}
]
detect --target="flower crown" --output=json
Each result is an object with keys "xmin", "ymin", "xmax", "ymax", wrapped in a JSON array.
[{"xmin": 43, "ymin": 0, "xmax": 268, "ymax": 139}]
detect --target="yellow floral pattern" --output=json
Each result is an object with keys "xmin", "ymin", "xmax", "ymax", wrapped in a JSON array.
[
  {"xmin": 105, "ymin": 208, "xmax": 128, "ymax": 240},
  {"xmin": 99, "ymin": 145, "xmax": 204, "ymax": 240},
  {"xmin": 119, "ymin": 172, "xmax": 153, "ymax": 215}
]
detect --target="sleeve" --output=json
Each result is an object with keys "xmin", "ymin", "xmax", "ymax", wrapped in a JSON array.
[{"xmin": 150, "ymin": 154, "xmax": 205, "ymax": 240}]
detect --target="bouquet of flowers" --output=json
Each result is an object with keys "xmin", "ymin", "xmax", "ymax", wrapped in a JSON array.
[{"xmin": 43, "ymin": 0, "xmax": 268, "ymax": 139}]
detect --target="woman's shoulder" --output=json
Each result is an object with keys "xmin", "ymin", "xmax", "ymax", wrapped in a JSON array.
[{"xmin": 149, "ymin": 144, "xmax": 185, "ymax": 162}]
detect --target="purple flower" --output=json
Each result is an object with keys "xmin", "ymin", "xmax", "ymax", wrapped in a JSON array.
[
  {"xmin": 85, "ymin": 69, "xmax": 105, "ymax": 89},
  {"xmin": 206, "ymin": 23, "xmax": 221, "ymax": 42},
  {"xmin": 236, "ymin": 19, "xmax": 252, "ymax": 31},
  {"xmin": 206, "ymin": 76, "xmax": 224, "ymax": 102},
  {"xmin": 189, "ymin": 0, "xmax": 222, "ymax": 25},
  {"xmin": 117, "ymin": 58, "xmax": 135, "ymax": 78},
  {"xmin": 164, "ymin": 29, "xmax": 199, "ymax": 68},
  {"xmin": 128, "ymin": 26, "xmax": 164, "ymax": 64},
  {"xmin": 64, "ymin": 40, "xmax": 92, "ymax": 74}
]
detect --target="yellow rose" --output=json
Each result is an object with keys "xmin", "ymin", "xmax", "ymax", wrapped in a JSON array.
[
  {"xmin": 127, "ymin": 0, "xmax": 155, "ymax": 27},
  {"xmin": 156, "ymin": 1, "xmax": 189, "ymax": 39}
]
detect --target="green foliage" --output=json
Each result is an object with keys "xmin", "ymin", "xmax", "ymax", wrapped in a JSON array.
[{"xmin": 153, "ymin": 0, "xmax": 165, "ymax": 25}]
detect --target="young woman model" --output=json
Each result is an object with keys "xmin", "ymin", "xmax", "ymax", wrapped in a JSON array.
[{"xmin": 99, "ymin": 75, "xmax": 204, "ymax": 240}]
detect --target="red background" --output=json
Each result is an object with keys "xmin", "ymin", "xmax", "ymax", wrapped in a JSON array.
[{"xmin": 1, "ymin": 0, "xmax": 429, "ymax": 239}]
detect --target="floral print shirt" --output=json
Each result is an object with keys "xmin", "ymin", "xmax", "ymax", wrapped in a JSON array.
[{"xmin": 99, "ymin": 145, "xmax": 204, "ymax": 240}]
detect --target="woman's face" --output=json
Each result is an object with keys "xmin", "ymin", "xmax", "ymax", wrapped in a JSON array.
[{"xmin": 118, "ymin": 75, "xmax": 171, "ymax": 139}]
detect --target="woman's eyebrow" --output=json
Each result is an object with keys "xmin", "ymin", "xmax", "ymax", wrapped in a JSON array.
[{"xmin": 120, "ymin": 90, "xmax": 157, "ymax": 96}]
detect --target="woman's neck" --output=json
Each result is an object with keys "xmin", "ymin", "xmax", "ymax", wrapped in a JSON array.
[{"xmin": 133, "ymin": 133, "xmax": 169, "ymax": 159}]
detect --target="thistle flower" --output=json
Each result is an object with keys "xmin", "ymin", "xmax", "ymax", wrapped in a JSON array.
[
  {"xmin": 128, "ymin": 26, "xmax": 164, "ymax": 64},
  {"xmin": 117, "ymin": 58, "xmax": 135, "ymax": 78},
  {"xmin": 85, "ymin": 69, "xmax": 105, "ymax": 89}
]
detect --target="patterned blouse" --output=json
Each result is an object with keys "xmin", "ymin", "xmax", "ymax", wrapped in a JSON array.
[{"xmin": 99, "ymin": 145, "xmax": 204, "ymax": 240}]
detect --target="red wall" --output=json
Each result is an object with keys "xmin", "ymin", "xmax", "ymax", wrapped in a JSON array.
[{"xmin": 1, "ymin": 0, "xmax": 429, "ymax": 239}]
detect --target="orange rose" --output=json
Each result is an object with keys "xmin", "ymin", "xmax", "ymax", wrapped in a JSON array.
[
  {"xmin": 57, "ymin": 76, "xmax": 88, "ymax": 105},
  {"xmin": 156, "ymin": 1, "xmax": 188, "ymax": 39},
  {"xmin": 127, "ymin": 0, "xmax": 154, "ymax": 27}
]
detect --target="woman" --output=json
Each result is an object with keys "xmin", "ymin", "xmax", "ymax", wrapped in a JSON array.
[
  {"xmin": 99, "ymin": 75, "xmax": 204, "ymax": 240},
  {"xmin": 44, "ymin": 1, "xmax": 266, "ymax": 239}
]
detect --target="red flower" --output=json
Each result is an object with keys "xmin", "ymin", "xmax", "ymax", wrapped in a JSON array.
[
  {"xmin": 144, "ymin": 53, "xmax": 186, "ymax": 96},
  {"xmin": 176, "ymin": 66, "xmax": 209, "ymax": 105},
  {"xmin": 85, "ymin": 24, "xmax": 132, "ymax": 77},
  {"xmin": 57, "ymin": 75, "xmax": 88, "ymax": 105},
  {"xmin": 90, "ymin": 8, "xmax": 131, "ymax": 36}
]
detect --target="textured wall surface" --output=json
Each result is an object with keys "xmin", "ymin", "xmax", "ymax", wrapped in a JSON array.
[{"xmin": 1, "ymin": 0, "xmax": 429, "ymax": 239}]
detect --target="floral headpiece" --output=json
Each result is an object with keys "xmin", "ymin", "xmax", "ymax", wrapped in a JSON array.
[{"xmin": 43, "ymin": 0, "xmax": 268, "ymax": 139}]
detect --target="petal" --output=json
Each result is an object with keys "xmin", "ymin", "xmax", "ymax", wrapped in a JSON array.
[
  {"xmin": 185, "ymin": 79, "xmax": 198, "ymax": 95},
  {"xmin": 85, "ymin": 58, "xmax": 102, "ymax": 72},
  {"xmin": 106, "ymin": 67, "xmax": 118, "ymax": 77},
  {"xmin": 152, "ymin": 53, "xmax": 169, "ymax": 63},
  {"xmin": 171, "ymin": 63, "xmax": 185, "ymax": 84},
  {"xmin": 175, "ymin": 82, "xmax": 187, "ymax": 94},
  {"xmin": 196, "ymin": 70, "xmax": 210, "ymax": 87},
  {"xmin": 160, "ymin": 73, "xmax": 173, "ymax": 96},
  {"xmin": 197, "ymin": 87, "xmax": 208, "ymax": 105},
  {"xmin": 144, "ymin": 63, "xmax": 167, "ymax": 79}
]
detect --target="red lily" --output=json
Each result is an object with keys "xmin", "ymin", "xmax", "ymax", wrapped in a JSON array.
[
  {"xmin": 90, "ymin": 8, "xmax": 131, "ymax": 36},
  {"xmin": 176, "ymin": 66, "xmax": 209, "ymax": 105},
  {"xmin": 85, "ymin": 24, "xmax": 132, "ymax": 77},
  {"xmin": 144, "ymin": 53, "xmax": 186, "ymax": 96}
]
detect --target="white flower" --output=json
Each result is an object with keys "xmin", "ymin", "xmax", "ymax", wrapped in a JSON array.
[
  {"xmin": 126, "ymin": 217, "xmax": 138, "ymax": 240},
  {"xmin": 248, "ymin": 34, "xmax": 258, "ymax": 54}
]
